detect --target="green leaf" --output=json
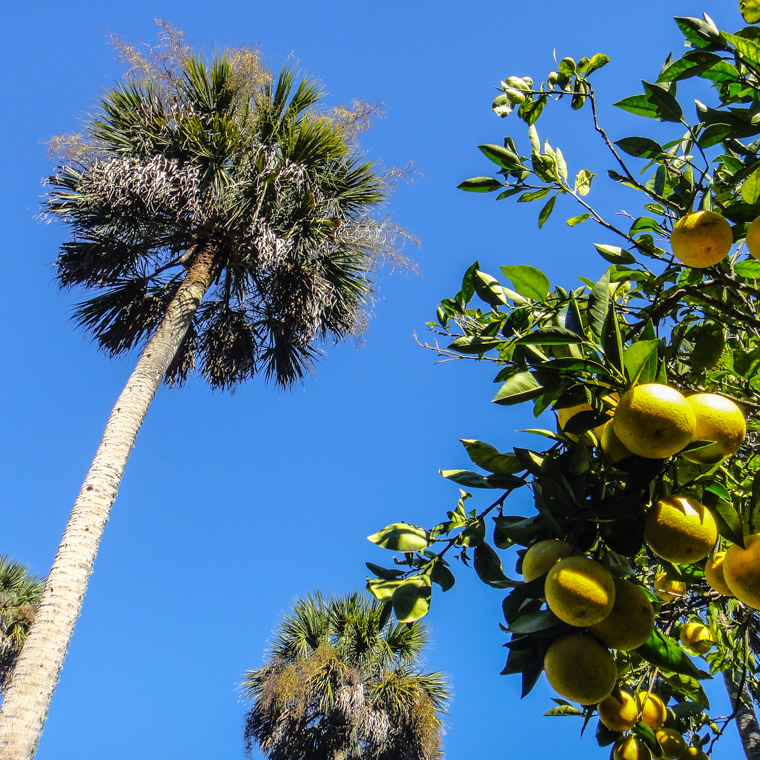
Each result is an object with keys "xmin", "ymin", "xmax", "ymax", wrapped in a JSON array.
[
  {"xmin": 735, "ymin": 260, "xmax": 760, "ymax": 279},
  {"xmin": 574, "ymin": 169, "xmax": 594, "ymax": 195},
  {"xmin": 460, "ymin": 439, "xmax": 524, "ymax": 474},
  {"xmin": 431, "ymin": 561, "xmax": 456, "ymax": 591},
  {"xmin": 439, "ymin": 469, "xmax": 524, "ymax": 489},
  {"xmin": 740, "ymin": 0, "xmax": 760, "ymax": 24},
  {"xmin": 689, "ymin": 322, "xmax": 725, "ymax": 373},
  {"xmin": 474, "ymin": 542, "xmax": 514, "ymax": 587},
  {"xmin": 586, "ymin": 53, "xmax": 610, "ymax": 75},
  {"xmin": 518, "ymin": 187, "xmax": 551, "ymax": 202},
  {"xmin": 478, "ymin": 143, "xmax": 520, "ymax": 169},
  {"xmin": 722, "ymin": 31, "xmax": 760, "ymax": 66},
  {"xmin": 615, "ymin": 137, "xmax": 663, "ymax": 159},
  {"xmin": 458, "ymin": 176, "xmax": 503, "ymax": 192},
  {"xmin": 589, "ymin": 269, "xmax": 611, "ymax": 337},
  {"xmin": 675, "ymin": 16, "xmax": 720, "ymax": 48},
  {"xmin": 538, "ymin": 195, "xmax": 556, "ymax": 229},
  {"xmin": 492, "ymin": 371, "xmax": 543, "ymax": 406},
  {"xmin": 594, "ymin": 243, "xmax": 636, "ymax": 265},
  {"xmin": 459, "ymin": 517, "xmax": 486, "ymax": 547},
  {"xmin": 501, "ymin": 265, "xmax": 551, "ymax": 302},
  {"xmin": 567, "ymin": 213, "xmax": 590, "ymax": 226},
  {"xmin": 447, "ymin": 335, "xmax": 503, "ymax": 355},
  {"xmin": 624, "ymin": 339, "xmax": 660, "ymax": 384},
  {"xmin": 508, "ymin": 609, "xmax": 562, "ymax": 633},
  {"xmin": 474, "ymin": 270, "xmax": 526, "ymax": 306},
  {"xmin": 657, "ymin": 51, "xmax": 722, "ymax": 82},
  {"xmin": 544, "ymin": 705, "xmax": 584, "ymax": 717},
  {"xmin": 743, "ymin": 166, "xmax": 760, "ymax": 205},
  {"xmin": 367, "ymin": 523, "xmax": 433, "ymax": 552},
  {"xmin": 366, "ymin": 577, "xmax": 403, "ymax": 601},
  {"xmin": 614, "ymin": 94, "xmax": 660, "ymax": 119},
  {"xmin": 635, "ymin": 630, "xmax": 708, "ymax": 679},
  {"xmin": 516, "ymin": 327, "xmax": 584, "ymax": 345},
  {"xmin": 392, "ymin": 576, "xmax": 432, "ymax": 623},
  {"xmin": 365, "ymin": 562, "xmax": 405, "ymax": 581}
]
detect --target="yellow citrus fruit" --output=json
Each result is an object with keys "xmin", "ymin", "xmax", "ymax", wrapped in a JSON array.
[
  {"xmin": 680, "ymin": 622, "xmax": 714, "ymax": 655},
  {"xmin": 655, "ymin": 727, "xmax": 687, "ymax": 759},
  {"xmin": 644, "ymin": 496, "xmax": 717, "ymax": 564},
  {"xmin": 654, "ymin": 572, "xmax": 687, "ymax": 601},
  {"xmin": 613, "ymin": 384, "xmax": 696, "ymax": 459},
  {"xmin": 613, "ymin": 735, "xmax": 652, "ymax": 760},
  {"xmin": 704, "ymin": 551, "xmax": 734, "ymax": 597},
  {"xmin": 746, "ymin": 215, "xmax": 760, "ymax": 259},
  {"xmin": 598, "ymin": 689, "xmax": 639, "ymax": 732},
  {"xmin": 636, "ymin": 691, "xmax": 667, "ymax": 730},
  {"xmin": 588, "ymin": 578, "xmax": 654, "ymax": 650},
  {"xmin": 521, "ymin": 538, "xmax": 575, "ymax": 582},
  {"xmin": 601, "ymin": 421, "xmax": 634, "ymax": 463},
  {"xmin": 723, "ymin": 533, "xmax": 760, "ymax": 609},
  {"xmin": 683, "ymin": 394, "xmax": 745, "ymax": 464},
  {"xmin": 543, "ymin": 632, "xmax": 617, "ymax": 704},
  {"xmin": 681, "ymin": 747, "xmax": 710, "ymax": 760},
  {"xmin": 545, "ymin": 556, "xmax": 616, "ymax": 627},
  {"xmin": 671, "ymin": 210, "xmax": 733, "ymax": 268}
]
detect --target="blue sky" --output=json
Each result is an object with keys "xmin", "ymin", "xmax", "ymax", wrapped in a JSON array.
[{"xmin": 1, "ymin": 1, "xmax": 748, "ymax": 758}]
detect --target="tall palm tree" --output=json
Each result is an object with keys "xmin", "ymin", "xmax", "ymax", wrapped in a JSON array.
[
  {"xmin": 0, "ymin": 558, "xmax": 44, "ymax": 693},
  {"xmin": 0, "ymin": 32, "xmax": 395, "ymax": 759},
  {"xmin": 242, "ymin": 592, "xmax": 449, "ymax": 760}
]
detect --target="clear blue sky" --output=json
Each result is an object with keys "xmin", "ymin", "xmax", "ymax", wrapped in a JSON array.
[{"xmin": 1, "ymin": 1, "xmax": 747, "ymax": 758}]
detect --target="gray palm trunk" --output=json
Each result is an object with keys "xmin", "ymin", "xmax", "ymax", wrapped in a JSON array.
[
  {"xmin": 724, "ymin": 670, "xmax": 760, "ymax": 760},
  {"xmin": 0, "ymin": 248, "xmax": 216, "ymax": 760}
]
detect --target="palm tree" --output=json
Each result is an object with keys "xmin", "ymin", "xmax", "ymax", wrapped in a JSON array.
[
  {"xmin": 0, "ymin": 30, "xmax": 397, "ymax": 758},
  {"xmin": 0, "ymin": 558, "xmax": 44, "ymax": 693},
  {"xmin": 242, "ymin": 592, "xmax": 449, "ymax": 760}
]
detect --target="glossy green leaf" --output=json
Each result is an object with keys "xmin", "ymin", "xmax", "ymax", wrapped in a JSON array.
[
  {"xmin": 439, "ymin": 469, "xmax": 525, "ymax": 489},
  {"xmin": 492, "ymin": 371, "xmax": 543, "ymax": 406},
  {"xmin": 392, "ymin": 576, "xmax": 432, "ymax": 623},
  {"xmin": 460, "ymin": 439, "xmax": 524, "ymax": 474},
  {"xmin": 544, "ymin": 704, "xmax": 584, "ymax": 717},
  {"xmin": 431, "ymin": 562, "xmax": 456, "ymax": 592},
  {"xmin": 365, "ymin": 562, "xmax": 405, "ymax": 581},
  {"xmin": 478, "ymin": 143, "xmax": 521, "ymax": 169},
  {"xmin": 624, "ymin": 339, "xmax": 660, "ymax": 384},
  {"xmin": 501, "ymin": 265, "xmax": 551, "ymax": 302},
  {"xmin": 735, "ymin": 260, "xmax": 760, "ymax": 279},
  {"xmin": 635, "ymin": 630, "xmax": 707, "ymax": 679},
  {"xmin": 615, "ymin": 93, "xmax": 660, "ymax": 119},
  {"xmin": 366, "ymin": 577, "xmax": 404, "ymax": 601},
  {"xmin": 368, "ymin": 523, "xmax": 433, "ymax": 552},
  {"xmin": 689, "ymin": 322, "xmax": 725, "ymax": 373},
  {"xmin": 567, "ymin": 213, "xmax": 590, "ymax": 226},
  {"xmin": 586, "ymin": 53, "xmax": 610, "ymax": 75},
  {"xmin": 447, "ymin": 335, "xmax": 503, "ymax": 354},
  {"xmin": 743, "ymin": 166, "xmax": 760, "ymax": 205},
  {"xmin": 538, "ymin": 194, "xmax": 556, "ymax": 228},
  {"xmin": 458, "ymin": 176, "xmax": 503, "ymax": 192},
  {"xmin": 516, "ymin": 327, "xmax": 584, "ymax": 345},
  {"xmin": 474, "ymin": 542, "xmax": 514, "ymax": 587},
  {"xmin": 740, "ymin": 0, "xmax": 760, "ymax": 23},
  {"xmin": 574, "ymin": 169, "xmax": 594, "ymax": 195},
  {"xmin": 675, "ymin": 16, "xmax": 720, "ymax": 48},
  {"xmin": 594, "ymin": 243, "xmax": 636, "ymax": 264},
  {"xmin": 615, "ymin": 137, "xmax": 663, "ymax": 158},
  {"xmin": 508, "ymin": 609, "xmax": 562, "ymax": 634}
]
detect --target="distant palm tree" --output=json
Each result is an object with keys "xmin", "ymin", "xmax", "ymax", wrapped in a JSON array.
[
  {"xmin": 242, "ymin": 592, "xmax": 449, "ymax": 760},
  {"xmin": 0, "ymin": 29, "xmax": 398, "ymax": 758},
  {"xmin": 0, "ymin": 558, "xmax": 44, "ymax": 693}
]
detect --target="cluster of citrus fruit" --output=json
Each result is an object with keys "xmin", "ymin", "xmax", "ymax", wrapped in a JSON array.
[{"xmin": 542, "ymin": 382, "xmax": 760, "ymax": 758}]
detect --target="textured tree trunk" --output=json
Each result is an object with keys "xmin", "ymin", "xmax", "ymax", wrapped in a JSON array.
[
  {"xmin": 0, "ymin": 249, "xmax": 217, "ymax": 760},
  {"xmin": 724, "ymin": 669, "xmax": 760, "ymax": 760}
]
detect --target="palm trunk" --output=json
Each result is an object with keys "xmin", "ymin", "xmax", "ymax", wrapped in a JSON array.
[
  {"xmin": 0, "ymin": 249, "xmax": 217, "ymax": 760},
  {"xmin": 724, "ymin": 669, "xmax": 760, "ymax": 760}
]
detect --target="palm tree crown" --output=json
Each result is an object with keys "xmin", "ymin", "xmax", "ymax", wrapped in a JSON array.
[
  {"xmin": 0, "ymin": 558, "xmax": 44, "ymax": 692},
  {"xmin": 242, "ymin": 592, "xmax": 449, "ymax": 760},
  {"xmin": 0, "ymin": 30, "xmax": 401, "ymax": 759},
  {"xmin": 47, "ymin": 38, "xmax": 390, "ymax": 387}
]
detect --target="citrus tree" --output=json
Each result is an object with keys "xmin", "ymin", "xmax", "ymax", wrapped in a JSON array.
[{"xmin": 367, "ymin": 7, "xmax": 760, "ymax": 760}]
